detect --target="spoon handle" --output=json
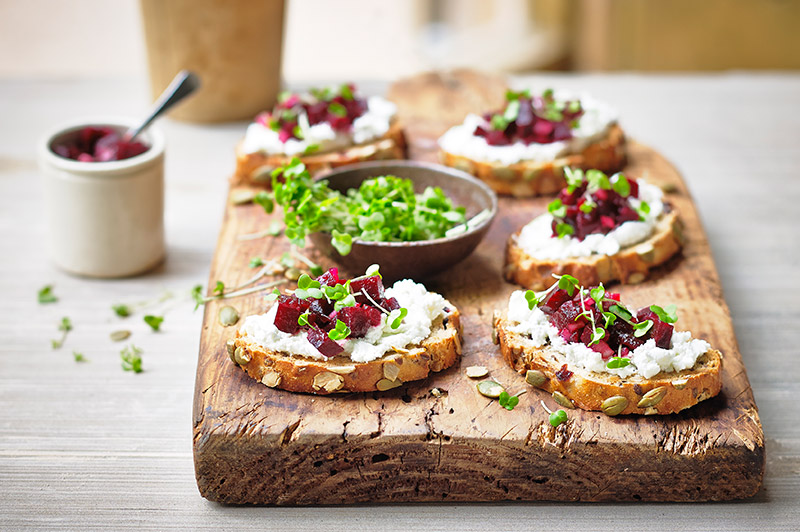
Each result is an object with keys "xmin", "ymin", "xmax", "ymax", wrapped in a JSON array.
[{"xmin": 126, "ymin": 70, "xmax": 201, "ymax": 140}]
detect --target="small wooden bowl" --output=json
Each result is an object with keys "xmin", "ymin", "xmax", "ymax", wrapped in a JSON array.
[{"xmin": 309, "ymin": 160, "xmax": 497, "ymax": 281}]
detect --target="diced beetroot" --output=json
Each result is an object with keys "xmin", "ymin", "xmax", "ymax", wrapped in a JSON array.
[
  {"xmin": 551, "ymin": 300, "xmax": 581, "ymax": 329},
  {"xmin": 274, "ymin": 295, "xmax": 310, "ymax": 334},
  {"xmin": 617, "ymin": 331, "xmax": 645, "ymax": 351},
  {"xmin": 540, "ymin": 288, "xmax": 570, "ymax": 315},
  {"xmin": 579, "ymin": 326, "xmax": 592, "ymax": 345},
  {"xmin": 590, "ymin": 340, "xmax": 615, "ymax": 359},
  {"xmin": 555, "ymin": 364, "xmax": 573, "ymax": 381},
  {"xmin": 381, "ymin": 297, "xmax": 401, "ymax": 311},
  {"xmin": 600, "ymin": 215, "xmax": 616, "ymax": 229},
  {"xmin": 337, "ymin": 304, "xmax": 381, "ymax": 338},
  {"xmin": 316, "ymin": 268, "xmax": 345, "ymax": 286},
  {"xmin": 350, "ymin": 275, "xmax": 385, "ymax": 305},
  {"xmin": 607, "ymin": 292, "xmax": 621, "ymax": 302},
  {"xmin": 306, "ymin": 327, "xmax": 344, "ymax": 358},
  {"xmin": 628, "ymin": 179, "xmax": 639, "ymax": 197},
  {"xmin": 52, "ymin": 126, "xmax": 149, "ymax": 163},
  {"xmin": 636, "ymin": 307, "xmax": 659, "ymax": 322},
  {"xmin": 651, "ymin": 320, "xmax": 674, "ymax": 349}
]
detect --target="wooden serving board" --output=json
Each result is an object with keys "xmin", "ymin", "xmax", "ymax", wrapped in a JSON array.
[{"xmin": 192, "ymin": 139, "xmax": 764, "ymax": 504}]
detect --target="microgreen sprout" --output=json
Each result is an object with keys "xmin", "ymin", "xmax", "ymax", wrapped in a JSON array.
[
  {"xmin": 73, "ymin": 351, "xmax": 87, "ymax": 363},
  {"xmin": 249, "ymin": 257, "xmax": 265, "ymax": 268},
  {"xmin": 498, "ymin": 390, "xmax": 525, "ymax": 411},
  {"xmin": 564, "ymin": 167, "xmax": 584, "ymax": 192},
  {"xmin": 389, "ymin": 307, "xmax": 408, "ymax": 329},
  {"xmin": 51, "ymin": 317, "xmax": 72, "ymax": 350},
  {"xmin": 524, "ymin": 290, "xmax": 540, "ymax": 310},
  {"xmin": 606, "ymin": 356, "xmax": 631, "ymax": 369},
  {"xmin": 328, "ymin": 319, "xmax": 351, "ymax": 341},
  {"xmin": 143, "ymin": 315, "xmax": 164, "ymax": 332},
  {"xmin": 557, "ymin": 274, "xmax": 580, "ymax": 296},
  {"xmin": 650, "ymin": 304, "xmax": 678, "ymax": 323},
  {"xmin": 548, "ymin": 198, "xmax": 567, "ymax": 218},
  {"xmin": 297, "ymin": 312, "xmax": 310, "ymax": 327},
  {"xmin": 549, "ymin": 409, "xmax": 568, "ymax": 427},
  {"xmin": 555, "ymin": 222, "xmax": 574, "ymax": 239},
  {"xmin": 213, "ymin": 281, "xmax": 225, "ymax": 296},
  {"xmin": 633, "ymin": 319, "xmax": 653, "ymax": 337},
  {"xmin": 38, "ymin": 285, "xmax": 58, "ymax": 304},
  {"xmin": 120, "ymin": 344, "xmax": 143, "ymax": 373},
  {"xmin": 611, "ymin": 173, "xmax": 631, "ymax": 197}
]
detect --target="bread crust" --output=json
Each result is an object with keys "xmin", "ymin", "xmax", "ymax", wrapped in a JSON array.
[
  {"xmin": 233, "ymin": 120, "xmax": 407, "ymax": 185},
  {"xmin": 504, "ymin": 209, "xmax": 684, "ymax": 290},
  {"xmin": 439, "ymin": 124, "xmax": 627, "ymax": 197},
  {"xmin": 230, "ymin": 304, "xmax": 461, "ymax": 394},
  {"xmin": 493, "ymin": 314, "xmax": 722, "ymax": 415}
]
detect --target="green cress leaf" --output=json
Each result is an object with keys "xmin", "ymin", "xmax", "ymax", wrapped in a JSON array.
[
  {"xmin": 389, "ymin": 307, "xmax": 408, "ymax": 329},
  {"xmin": 191, "ymin": 284, "xmax": 204, "ymax": 310},
  {"xmin": 606, "ymin": 356, "xmax": 631, "ymax": 369},
  {"xmin": 297, "ymin": 312, "xmax": 310, "ymax": 327},
  {"xmin": 328, "ymin": 102, "xmax": 347, "ymax": 117},
  {"xmin": 292, "ymin": 125, "xmax": 304, "ymax": 140},
  {"xmin": 143, "ymin": 315, "xmax": 164, "ymax": 332},
  {"xmin": 549, "ymin": 409, "xmax": 568, "ymax": 427},
  {"xmin": 491, "ymin": 114, "xmax": 509, "ymax": 131},
  {"xmin": 557, "ymin": 274, "xmax": 580, "ymax": 296},
  {"xmin": 112, "ymin": 304, "xmax": 131, "ymax": 317},
  {"xmin": 339, "ymin": 84, "xmax": 354, "ymax": 100},
  {"xmin": 589, "ymin": 326, "xmax": 605, "ymax": 346},
  {"xmin": 253, "ymin": 191, "xmax": 274, "ymax": 214},
  {"xmin": 612, "ymin": 173, "xmax": 631, "ymax": 197},
  {"xmin": 334, "ymin": 294, "xmax": 356, "ymax": 312},
  {"xmin": 277, "ymin": 90, "xmax": 292, "ymax": 103},
  {"xmin": 265, "ymin": 288, "xmax": 281, "ymax": 301},
  {"xmin": 310, "ymin": 265, "xmax": 324, "ymax": 277},
  {"xmin": 524, "ymin": 290, "xmax": 540, "ymax": 310},
  {"xmin": 268, "ymin": 117, "xmax": 281, "ymax": 132},
  {"xmin": 498, "ymin": 391, "xmax": 520, "ymax": 411},
  {"xmin": 120, "ymin": 344, "xmax": 143, "ymax": 373},
  {"xmin": 650, "ymin": 304, "xmax": 678, "ymax": 323},
  {"xmin": 331, "ymin": 230, "xmax": 353, "ymax": 256},
  {"xmin": 579, "ymin": 200, "xmax": 595, "ymax": 214},
  {"xmin": 38, "ymin": 285, "xmax": 58, "ymax": 304},
  {"xmin": 556, "ymin": 223, "xmax": 574, "ymax": 239},
  {"xmin": 59, "ymin": 317, "xmax": 72, "ymax": 332},
  {"xmin": 280, "ymin": 252, "xmax": 295, "ymax": 269},
  {"xmin": 602, "ymin": 311, "xmax": 617, "ymax": 328},
  {"xmin": 567, "ymin": 100, "xmax": 582, "ymax": 113},
  {"xmin": 302, "ymin": 143, "xmax": 320, "ymax": 155},
  {"xmin": 73, "ymin": 351, "xmax": 87, "ymax": 363},
  {"xmin": 636, "ymin": 201, "xmax": 651, "ymax": 220},
  {"xmin": 503, "ymin": 99, "xmax": 521, "ymax": 122},
  {"xmin": 213, "ymin": 281, "xmax": 225, "ymax": 296},
  {"xmin": 563, "ymin": 167, "xmax": 584, "ymax": 191},
  {"xmin": 249, "ymin": 257, "xmax": 265, "ymax": 268},
  {"xmin": 586, "ymin": 169, "xmax": 611, "ymax": 191},
  {"xmin": 365, "ymin": 264, "xmax": 381, "ymax": 278},
  {"xmin": 609, "ymin": 304, "xmax": 634, "ymax": 324},
  {"xmin": 590, "ymin": 284, "xmax": 605, "ymax": 306},
  {"xmin": 548, "ymin": 198, "xmax": 567, "ymax": 218},
  {"xmin": 328, "ymin": 319, "xmax": 351, "ymax": 341},
  {"xmin": 542, "ymin": 88, "xmax": 554, "ymax": 100},
  {"xmin": 633, "ymin": 319, "xmax": 653, "ymax": 337}
]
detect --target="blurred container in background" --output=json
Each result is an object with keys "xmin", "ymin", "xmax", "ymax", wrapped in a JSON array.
[{"xmin": 139, "ymin": 0, "xmax": 285, "ymax": 122}]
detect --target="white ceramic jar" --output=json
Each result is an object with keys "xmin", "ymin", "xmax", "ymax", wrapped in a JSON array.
[{"xmin": 38, "ymin": 117, "xmax": 166, "ymax": 278}]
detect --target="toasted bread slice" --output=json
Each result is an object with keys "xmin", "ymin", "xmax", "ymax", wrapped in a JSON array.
[
  {"xmin": 493, "ymin": 313, "xmax": 722, "ymax": 415},
  {"xmin": 504, "ymin": 209, "xmax": 684, "ymax": 290},
  {"xmin": 439, "ymin": 124, "xmax": 626, "ymax": 197},
  {"xmin": 229, "ymin": 304, "xmax": 461, "ymax": 394},
  {"xmin": 232, "ymin": 120, "xmax": 407, "ymax": 185}
]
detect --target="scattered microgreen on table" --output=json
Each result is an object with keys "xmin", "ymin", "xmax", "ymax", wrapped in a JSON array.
[
  {"xmin": 143, "ymin": 315, "xmax": 164, "ymax": 332},
  {"xmin": 120, "ymin": 344, "xmax": 143, "ymax": 373},
  {"xmin": 51, "ymin": 317, "xmax": 72, "ymax": 349},
  {"xmin": 38, "ymin": 285, "xmax": 58, "ymax": 304}
]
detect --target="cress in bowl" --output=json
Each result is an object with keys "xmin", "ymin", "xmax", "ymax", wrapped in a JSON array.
[{"xmin": 255, "ymin": 159, "xmax": 498, "ymax": 281}]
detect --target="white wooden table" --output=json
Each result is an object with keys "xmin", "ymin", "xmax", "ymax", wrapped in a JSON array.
[{"xmin": 0, "ymin": 74, "xmax": 798, "ymax": 531}]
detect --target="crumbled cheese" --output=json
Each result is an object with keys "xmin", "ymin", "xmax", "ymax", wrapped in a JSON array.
[
  {"xmin": 437, "ymin": 90, "xmax": 618, "ymax": 166},
  {"xmin": 241, "ymin": 96, "xmax": 396, "ymax": 156},
  {"xmin": 515, "ymin": 179, "xmax": 665, "ymax": 259},
  {"xmin": 239, "ymin": 279, "xmax": 447, "ymax": 363},
  {"xmin": 506, "ymin": 291, "xmax": 710, "ymax": 379}
]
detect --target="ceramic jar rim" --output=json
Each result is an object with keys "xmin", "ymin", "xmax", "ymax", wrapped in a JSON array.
[{"xmin": 38, "ymin": 116, "xmax": 165, "ymax": 177}]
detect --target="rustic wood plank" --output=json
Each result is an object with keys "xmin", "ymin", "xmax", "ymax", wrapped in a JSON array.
[{"xmin": 193, "ymin": 139, "xmax": 764, "ymax": 504}]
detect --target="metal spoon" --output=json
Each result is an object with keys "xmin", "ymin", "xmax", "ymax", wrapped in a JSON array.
[{"xmin": 124, "ymin": 70, "xmax": 201, "ymax": 141}]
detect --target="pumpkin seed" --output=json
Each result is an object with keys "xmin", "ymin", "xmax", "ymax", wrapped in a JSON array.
[
  {"xmin": 284, "ymin": 267, "xmax": 301, "ymax": 281},
  {"xmin": 251, "ymin": 165, "xmax": 275, "ymax": 183},
  {"xmin": 660, "ymin": 182, "xmax": 678, "ymax": 193},
  {"xmin": 383, "ymin": 361, "xmax": 401, "ymax": 381},
  {"xmin": 637, "ymin": 386, "xmax": 667, "ymax": 408},
  {"xmin": 465, "ymin": 365, "xmax": 489, "ymax": 379},
  {"xmin": 636, "ymin": 243, "xmax": 655, "ymax": 263},
  {"xmin": 376, "ymin": 378, "xmax": 402, "ymax": 391},
  {"xmin": 628, "ymin": 272, "xmax": 646, "ymax": 284},
  {"xmin": 328, "ymin": 364, "xmax": 356, "ymax": 375},
  {"xmin": 110, "ymin": 330, "xmax": 131, "ymax": 342},
  {"xmin": 234, "ymin": 346, "xmax": 251, "ymax": 366},
  {"xmin": 218, "ymin": 306, "xmax": 239, "ymax": 327},
  {"xmin": 493, "ymin": 167, "xmax": 515, "ymax": 181},
  {"xmin": 313, "ymin": 371, "xmax": 344, "ymax": 393},
  {"xmin": 226, "ymin": 339, "xmax": 236, "ymax": 361},
  {"xmin": 525, "ymin": 369, "xmax": 547, "ymax": 387},
  {"xmin": 601, "ymin": 395, "xmax": 629, "ymax": 416},
  {"xmin": 491, "ymin": 327, "xmax": 499, "ymax": 345},
  {"xmin": 671, "ymin": 378, "xmax": 689, "ymax": 390},
  {"xmin": 261, "ymin": 370, "xmax": 281, "ymax": 388},
  {"xmin": 552, "ymin": 391, "xmax": 575, "ymax": 409},
  {"xmin": 230, "ymin": 188, "xmax": 257, "ymax": 205},
  {"xmin": 477, "ymin": 380, "xmax": 504, "ymax": 399}
]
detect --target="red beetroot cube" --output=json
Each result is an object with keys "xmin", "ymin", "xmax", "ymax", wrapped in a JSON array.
[
  {"xmin": 306, "ymin": 326, "xmax": 344, "ymax": 357},
  {"xmin": 337, "ymin": 304, "xmax": 382, "ymax": 338},
  {"xmin": 316, "ymin": 268, "xmax": 344, "ymax": 287},
  {"xmin": 381, "ymin": 296, "xmax": 401, "ymax": 311},
  {"xmin": 651, "ymin": 320, "xmax": 674, "ymax": 349},
  {"xmin": 590, "ymin": 340, "xmax": 615, "ymax": 359},
  {"xmin": 350, "ymin": 275, "xmax": 385, "ymax": 304},
  {"xmin": 540, "ymin": 288, "xmax": 570, "ymax": 315},
  {"xmin": 274, "ymin": 295, "xmax": 310, "ymax": 334}
]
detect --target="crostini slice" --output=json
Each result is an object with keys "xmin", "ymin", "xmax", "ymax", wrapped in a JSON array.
[
  {"xmin": 494, "ymin": 276, "xmax": 722, "ymax": 416},
  {"xmin": 505, "ymin": 168, "xmax": 684, "ymax": 290},
  {"xmin": 228, "ymin": 266, "xmax": 462, "ymax": 394},
  {"xmin": 438, "ymin": 88, "xmax": 626, "ymax": 197},
  {"xmin": 234, "ymin": 83, "xmax": 407, "ymax": 185}
]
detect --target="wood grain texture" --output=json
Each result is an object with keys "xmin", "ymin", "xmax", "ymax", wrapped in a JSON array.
[{"xmin": 193, "ymin": 139, "xmax": 764, "ymax": 504}]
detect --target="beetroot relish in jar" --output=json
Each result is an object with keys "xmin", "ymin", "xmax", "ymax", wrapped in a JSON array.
[{"xmin": 51, "ymin": 126, "xmax": 149, "ymax": 163}]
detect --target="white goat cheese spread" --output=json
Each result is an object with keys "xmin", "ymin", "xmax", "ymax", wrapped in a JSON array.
[
  {"xmin": 505, "ymin": 290, "xmax": 709, "ymax": 379},
  {"xmin": 515, "ymin": 178, "xmax": 665, "ymax": 260},
  {"xmin": 438, "ymin": 90, "xmax": 618, "ymax": 166},
  {"xmin": 239, "ymin": 279, "xmax": 447, "ymax": 363},
  {"xmin": 241, "ymin": 96, "xmax": 396, "ymax": 156}
]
